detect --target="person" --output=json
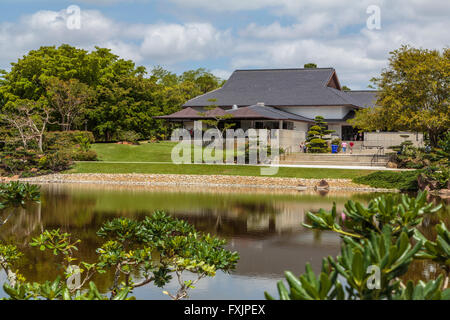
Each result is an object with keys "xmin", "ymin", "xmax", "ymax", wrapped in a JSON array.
[
  {"xmin": 349, "ymin": 142, "xmax": 354, "ymax": 154},
  {"xmin": 303, "ymin": 143, "xmax": 307, "ymax": 153},
  {"xmin": 342, "ymin": 141, "xmax": 347, "ymax": 153},
  {"xmin": 299, "ymin": 142, "xmax": 304, "ymax": 153}
]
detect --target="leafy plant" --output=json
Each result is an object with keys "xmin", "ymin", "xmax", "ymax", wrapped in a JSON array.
[{"xmin": 306, "ymin": 116, "xmax": 335, "ymax": 153}]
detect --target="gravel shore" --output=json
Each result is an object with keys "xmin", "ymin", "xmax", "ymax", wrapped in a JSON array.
[{"xmin": 18, "ymin": 173, "xmax": 396, "ymax": 193}]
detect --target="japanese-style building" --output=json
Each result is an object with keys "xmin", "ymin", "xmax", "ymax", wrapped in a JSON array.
[{"xmin": 157, "ymin": 67, "xmax": 378, "ymax": 141}]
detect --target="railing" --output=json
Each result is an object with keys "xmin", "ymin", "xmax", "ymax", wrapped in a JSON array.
[{"xmin": 370, "ymin": 147, "xmax": 385, "ymax": 166}]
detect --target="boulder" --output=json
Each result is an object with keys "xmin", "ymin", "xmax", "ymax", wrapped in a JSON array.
[
  {"xmin": 315, "ymin": 179, "xmax": 329, "ymax": 190},
  {"xmin": 386, "ymin": 161, "xmax": 398, "ymax": 168}
]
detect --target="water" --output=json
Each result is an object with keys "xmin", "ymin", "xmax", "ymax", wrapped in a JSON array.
[{"xmin": 0, "ymin": 184, "xmax": 448, "ymax": 300}]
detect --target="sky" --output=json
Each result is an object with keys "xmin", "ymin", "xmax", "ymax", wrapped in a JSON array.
[{"xmin": 0, "ymin": 0, "xmax": 448, "ymax": 89}]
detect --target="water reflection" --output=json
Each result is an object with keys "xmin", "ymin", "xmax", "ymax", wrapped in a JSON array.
[{"xmin": 0, "ymin": 183, "xmax": 448, "ymax": 299}]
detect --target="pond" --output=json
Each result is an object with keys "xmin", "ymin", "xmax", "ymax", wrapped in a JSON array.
[{"xmin": 0, "ymin": 184, "xmax": 448, "ymax": 300}]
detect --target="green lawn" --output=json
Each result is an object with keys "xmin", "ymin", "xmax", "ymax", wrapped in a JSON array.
[
  {"xmin": 92, "ymin": 141, "xmax": 177, "ymax": 162},
  {"xmin": 70, "ymin": 162, "xmax": 374, "ymax": 179},
  {"xmin": 71, "ymin": 142, "xmax": 376, "ymax": 179}
]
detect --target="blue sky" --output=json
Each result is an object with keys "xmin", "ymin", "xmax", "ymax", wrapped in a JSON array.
[{"xmin": 0, "ymin": 0, "xmax": 449, "ymax": 89}]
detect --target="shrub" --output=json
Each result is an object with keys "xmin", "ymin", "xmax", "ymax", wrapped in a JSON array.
[
  {"xmin": 44, "ymin": 131, "xmax": 95, "ymax": 151},
  {"xmin": 306, "ymin": 116, "xmax": 335, "ymax": 153},
  {"xmin": 0, "ymin": 184, "xmax": 239, "ymax": 300},
  {"xmin": 70, "ymin": 150, "xmax": 98, "ymax": 161},
  {"xmin": 353, "ymin": 170, "xmax": 420, "ymax": 191},
  {"xmin": 267, "ymin": 193, "xmax": 450, "ymax": 300},
  {"xmin": 116, "ymin": 130, "xmax": 141, "ymax": 145},
  {"xmin": 38, "ymin": 151, "xmax": 73, "ymax": 172}
]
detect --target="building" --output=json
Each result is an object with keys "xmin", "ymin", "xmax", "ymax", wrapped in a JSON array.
[{"xmin": 157, "ymin": 68, "xmax": 423, "ymax": 151}]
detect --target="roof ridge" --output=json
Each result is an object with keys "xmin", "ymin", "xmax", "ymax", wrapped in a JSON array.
[
  {"xmin": 234, "ymin": 67, "xmax": 335, "ymax": 72},
  {"xmin": 347, "ymin": 90, "xmax": 379, "ymax": 92},
  {"xmin": 181, "ymin": 87, "xmax": 222, "ymax": 107},
  {"xmin": 326, "ymin": 87, "xmax": 358, "ymax": 106}
]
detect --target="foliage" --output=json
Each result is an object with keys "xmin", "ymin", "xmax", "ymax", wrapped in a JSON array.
[
  {"xmin": 266, "ymin": 227, "xmax": 449, "ymax": 300},
  {"xmin": 198, "ymin": 98, "xmax": 235, "ymax": 134},
  {"xmin": 414, "ymin": 222, "xmax": 450, "ymax": 272},
  {"xmin": 306, "ymin": 116, "xmax": 335, "ymax": 153},
  {"xmin": 0, "ymin": 45, "xmax": 224, "ymax": 142},
  {"xmin": 304, "ymin": 63, "xmax": 317, "ymax": 68},
  {"xmin": 0, "ymin": 184, "xmax": 239, "ymax": 300},
  {"xmin": 349, "ymin": 46, "xmax": 449, "ymax": 147},
  {"xmin": 267, "ymin": 193, "xmax": 450, "ymax": 300},
  {"xmin": 303, "ymin": 191, "xmax": 441, "ymax": 239},
  {"xmin": 116, "ymin": 130, "xmax": 142, "ymax": 144},
  {"xmin": 353, "ymin": 170, "xmax": 420, "ymax": 191}
]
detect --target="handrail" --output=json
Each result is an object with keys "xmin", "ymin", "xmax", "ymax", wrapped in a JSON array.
[{"xmin": 370, "ymin": 147, "xmax": 385, "ymax": 166}]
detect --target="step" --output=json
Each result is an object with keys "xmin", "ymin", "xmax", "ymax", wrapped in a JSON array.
[
  {"xmin": 280, "ymin": 161, "xmax": 388, "ymax": 167},
  {"xmin": 283, "ymin": 155, "xmax": 388, "ymax": 162}
]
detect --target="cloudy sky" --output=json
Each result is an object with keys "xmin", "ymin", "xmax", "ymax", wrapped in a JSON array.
[{"xmin": 0, "ymin": 0, "xmax": 448, "ymax": 89}]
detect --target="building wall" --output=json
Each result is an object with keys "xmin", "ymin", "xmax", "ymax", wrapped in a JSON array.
[
  {"xmin": 364, "ymin": 132, "xmax": 424, "ymax": 149},
  {"xmin": 293, "ymin": 121, "xmax": 308, "ymax": 132},
  {"xmin": 279, "ymin": 106, "xmax": 352, "ymax": 119}
]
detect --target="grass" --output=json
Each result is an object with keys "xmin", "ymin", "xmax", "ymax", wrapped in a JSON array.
[
  {"xmin": 68, "ymin": 142, "xmax": 378, "ymax": 179},
  {"xmin": 92, "ymin": 141, "xmax": 177, "ymax": 162},
  {"xmin": 69, "ymin": 162, "xmax": 374, "ymax": 179}
]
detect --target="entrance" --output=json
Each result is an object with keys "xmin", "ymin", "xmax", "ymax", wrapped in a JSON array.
[{"xmin": 342, "ymin": 126, "xmax": 363, "ymax": 141}]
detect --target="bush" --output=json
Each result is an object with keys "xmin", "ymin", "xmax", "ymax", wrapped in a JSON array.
[
  {"xmin": 70, "ymin": 150, "xmax": 98, "ymax": 161},
  {"xmin": 116, "ymin": 130, "xmax": 141, "ymax": 145},
  {"xmin": 44, "ymin": 131, "xmax": 95, "ymax": 151},
  {"xmin": 38, "ymin": 151, "xmax": 73, "ymax": 172},
  {"xmin": 353, "ymin": 170, "xmax": 420, "ymax": 191}
]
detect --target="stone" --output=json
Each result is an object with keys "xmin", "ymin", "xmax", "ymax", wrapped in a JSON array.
[
  {"xmin": 386, "ymin": 161, "xmax": 398, "ymax": 168},
  {"xmin": 315, "ymin": 179, "xmax": 329, "ymax": 190},
  {"xmin": 438, "ymin": 189, "xmax": 450, "ymax": 198}
]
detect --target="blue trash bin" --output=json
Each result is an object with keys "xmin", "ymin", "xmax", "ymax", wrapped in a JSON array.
[{"xmin": 331, "ymin": 144, "xmax": 338, "ymax": 154}]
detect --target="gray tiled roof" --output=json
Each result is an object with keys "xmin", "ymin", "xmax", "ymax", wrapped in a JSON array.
[
  {"xmin": 183, "ymin": 68, "xmax": 375, "ymax": 108},
  {"xmin": 345, "ymin": 90, "xmax": 379, "ymax": 108},
  {"xmin": 228, "ymin": 104, "xmax": 314, "ymax": 122}
]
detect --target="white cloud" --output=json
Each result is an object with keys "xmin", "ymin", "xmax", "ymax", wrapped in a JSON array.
[
  {"xmin": 140, "ymin": 23, "xmax": 231, "ymax": 63},
  {"xmin": 0, "ymin": 9, "xmax": 229, "ymax": 69},
  {"xmin": 0, "ymin": 1, "xmax": 448, "ymax": 89}
]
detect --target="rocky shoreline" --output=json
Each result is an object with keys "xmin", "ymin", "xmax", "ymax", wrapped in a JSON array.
[{"xmin": 15, "ymin": 173, "xmax": 397, "ymax": 193}]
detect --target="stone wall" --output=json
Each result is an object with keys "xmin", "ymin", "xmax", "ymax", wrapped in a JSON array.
[{"xmin": 364, "ymin": 132, "xmax": 424, "ymax": 149}]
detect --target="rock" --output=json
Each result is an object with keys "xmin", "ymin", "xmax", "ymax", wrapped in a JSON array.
[
  {"xmin": 438, "ymin": 189, "xmax": 450, "ymax": 198},
  {"xmin": 386, "ymin": 161, "xmax": 398, "ymax": 168},
  {"xmin": 417, "ymin": 173, "xmax": 440, "ymax": 191},
  {"xmin": 11, "ymin": 175, "xmax": 19, "ymax": 181},
  {"xmin": 315, "ymin": 179, "xmax": 329, "ymax": 190},
  {"xmin": 30, "ymin": 168, "xmax": 38, "ymax": 173}
]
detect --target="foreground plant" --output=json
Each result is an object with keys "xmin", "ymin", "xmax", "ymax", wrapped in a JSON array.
[
  {"xmin": 0, "ymin": 212, "xmax": 239, "ymax": 300},
  {"xmin": 267, "ymin": 192, "xmax": 449, "ymax": 300},
  {"xmin": 0, "ymin": 182, "xmax": 239, "ymax": 300}
]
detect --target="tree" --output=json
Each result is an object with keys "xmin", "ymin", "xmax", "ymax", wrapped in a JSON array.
[
  {"xmin": 342, "ymin": 85, "xmax": 351, "ymax": 91},
  {"xmin": 198, "ymin": 98, "xmax": 235, "ymax": 135},
  {"xmin": 45, "ymin": 78, "xmax": 93, "ymax": 131},
  {"xmin": 2, "ymin": 99, "xmax": 53, "ymax": 152},
  {"xmin": 306, "ymin": 116, "xmax": 335, "ymax": 153},
  {"xmin": 304, "ymin": 63, "xmax": 317, "ymax": 68},
  {"xmin": 349, "ymin": 46, "xmax": 450, "ymax": 147}
]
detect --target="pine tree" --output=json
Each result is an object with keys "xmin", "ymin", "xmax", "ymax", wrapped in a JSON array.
[{"xmin": 306, "ymin": 116, "xmax": 335, "ymax": 153}]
